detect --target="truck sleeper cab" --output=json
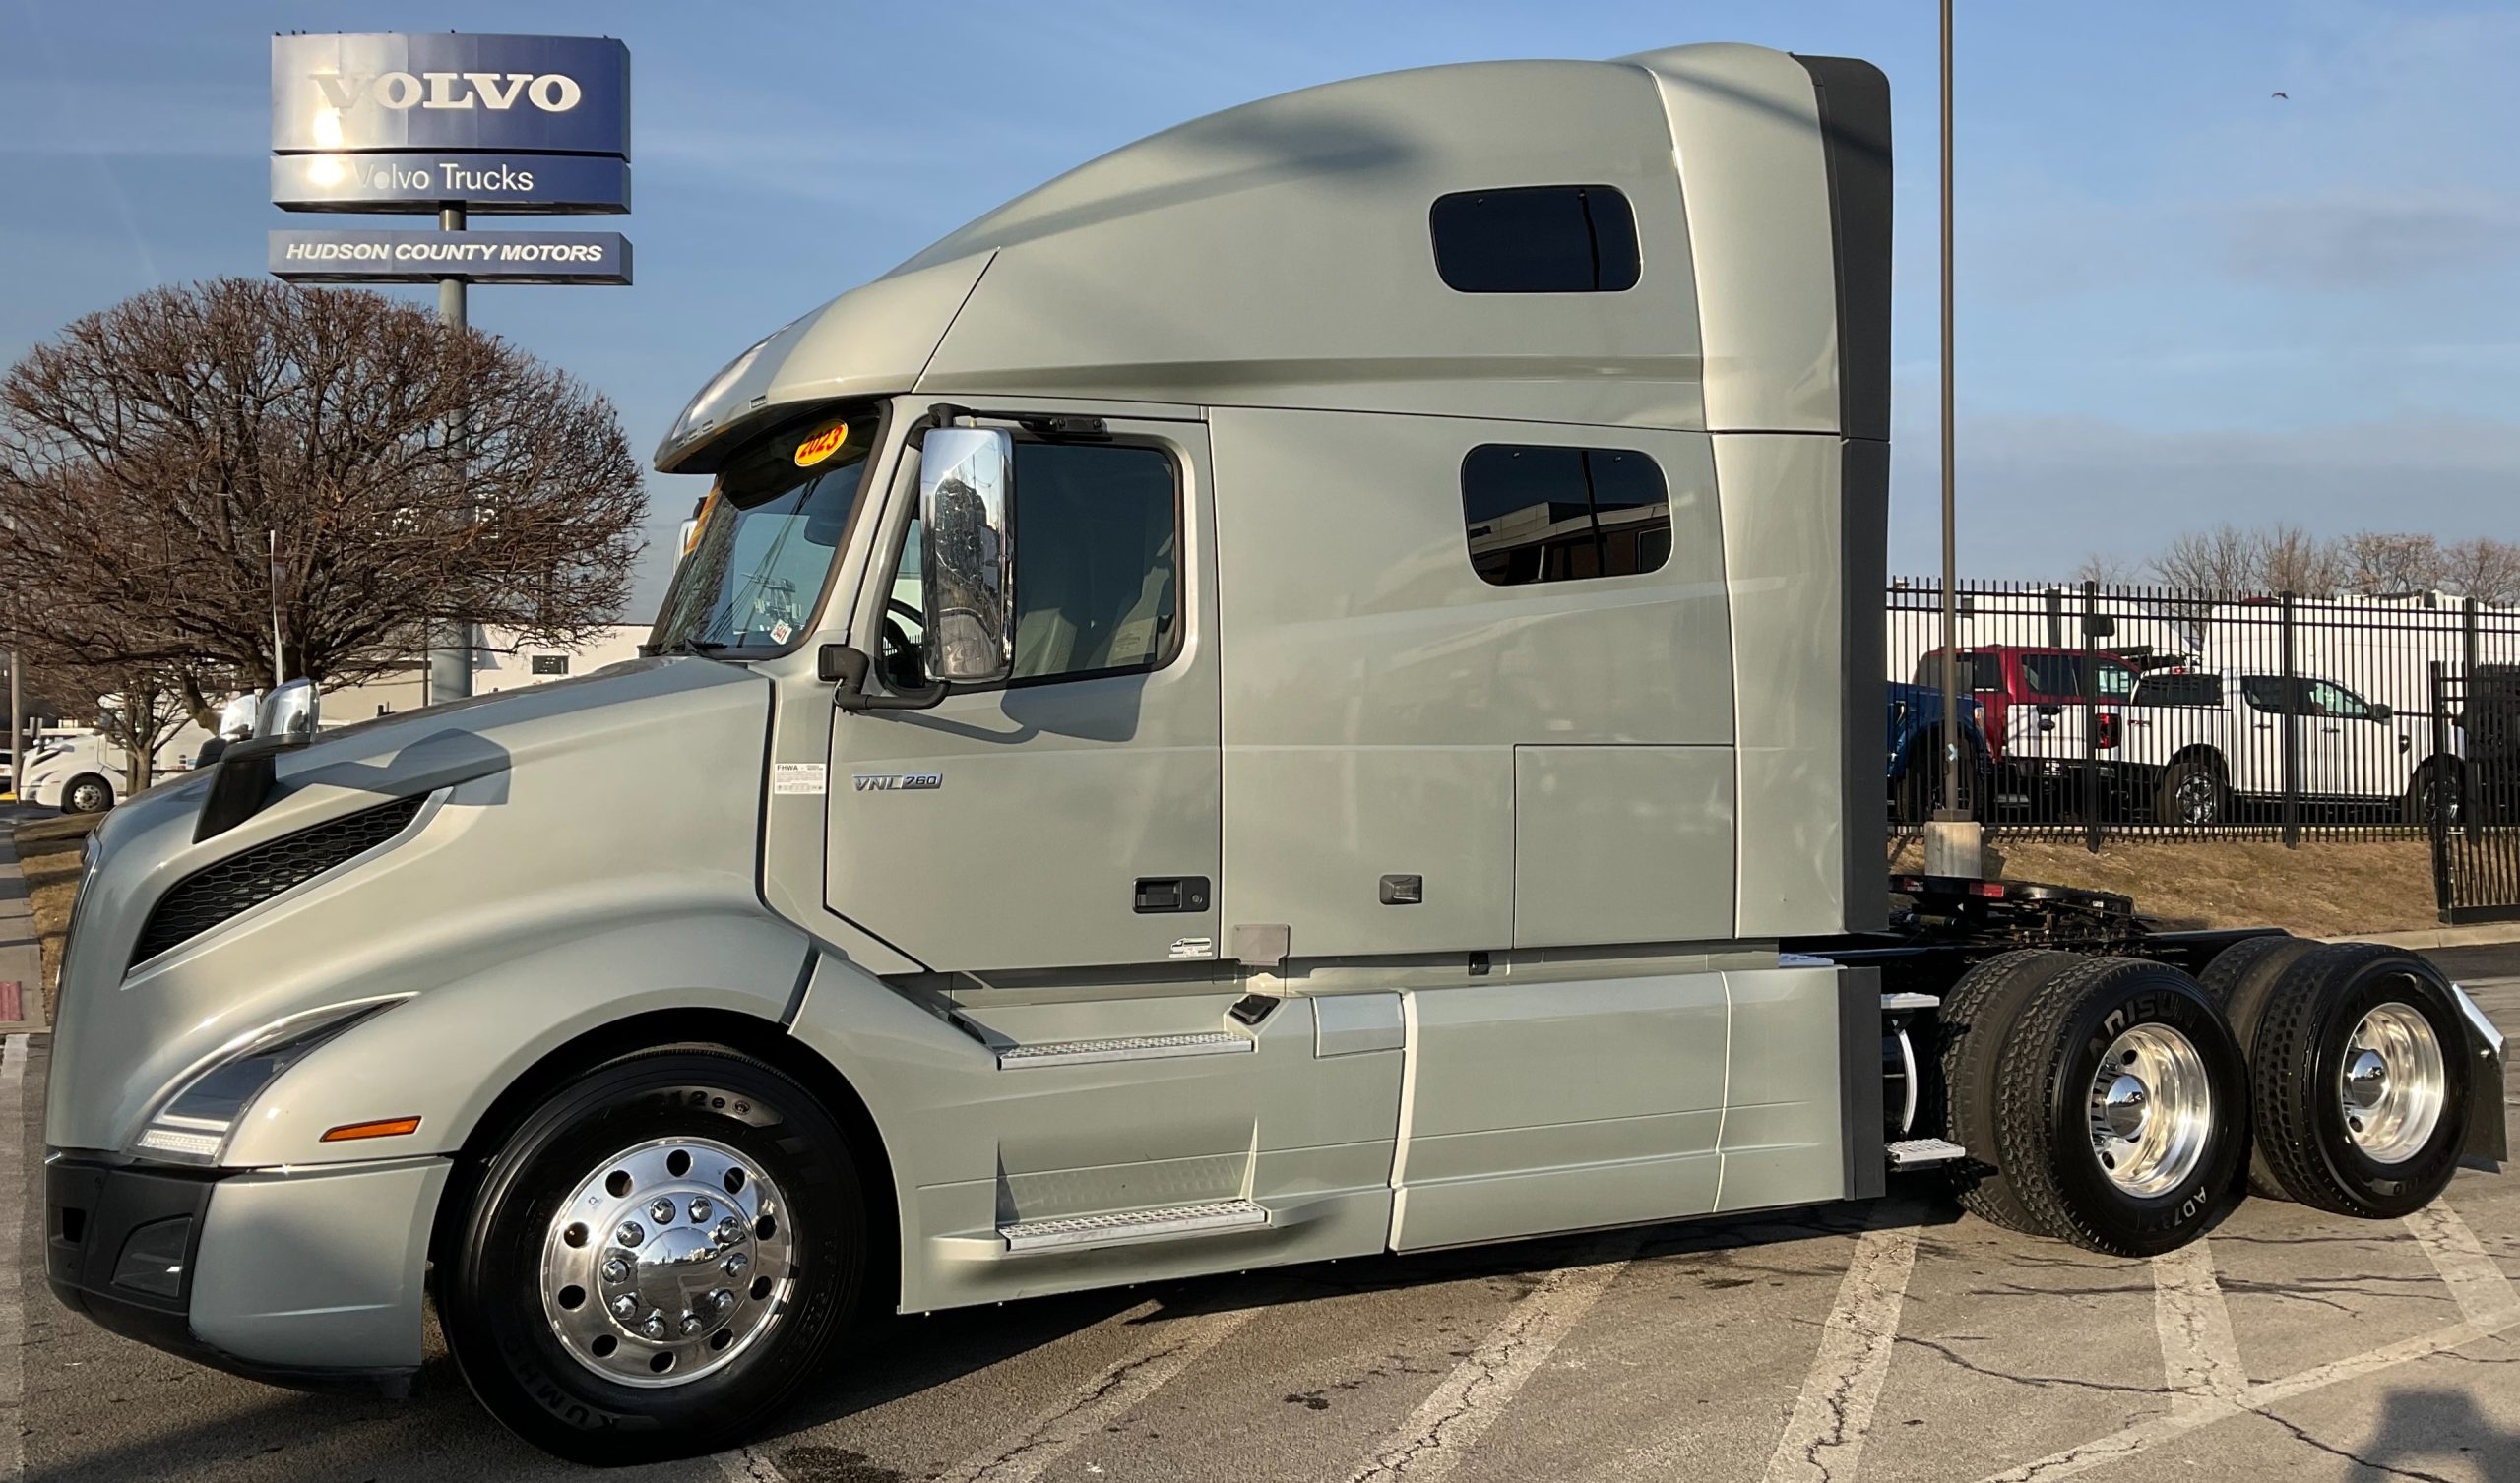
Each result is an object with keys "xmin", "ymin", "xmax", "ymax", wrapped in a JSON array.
[{"xmin": 41, "ymin": 43, "xmax": 2502, "ymax": 1465}]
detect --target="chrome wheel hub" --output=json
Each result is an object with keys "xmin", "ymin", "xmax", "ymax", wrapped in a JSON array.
[
  {"xmin": 2090, "ymin": 1023, "xmax": 2213, "ymax": 1197},
  {"xmin": 2340, "ymin": 1002, "xmax": 2446, "ymax": 1165},
  {"xmin": 539, "ymin": 1137, "xmax": 793, "ymax": 1387}
]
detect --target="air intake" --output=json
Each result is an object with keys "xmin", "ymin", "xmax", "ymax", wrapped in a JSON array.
[{"xmin": 132, "ymin": 795, "xmax": 427, "ymax": 967}]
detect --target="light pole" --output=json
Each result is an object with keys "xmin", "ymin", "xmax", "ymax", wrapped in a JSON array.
[{"xmin": 1927, "ymin": 0, "xmax": 1984, "ymax": 878}]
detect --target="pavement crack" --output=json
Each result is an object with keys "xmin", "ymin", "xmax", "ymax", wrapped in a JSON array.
[
  {"xmin": 2248, "ymin": 1410, "xmax": 2461, "ymax": 1483},
  {"xmin": 1895, "ymin": 1334, "xmax": 2169, "ymax": 1396}
]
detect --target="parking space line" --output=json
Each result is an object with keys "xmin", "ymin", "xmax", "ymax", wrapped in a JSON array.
[
  {"xmin": 1974, "ymin": 1200, "xmax": 2520, "ymax": 1483},
  {"xmin": 714, "ymin": 1446, "xmax": 788, "ymax": 1483},
  {"xmin": 0, "ymin": 1034, "xmax": 29, "ymax": 1483},
  {"xmin": 1759, "ymin": 1215, "xmax": 1921, "ymax": 1483},
  {"xmin": 934, "ymin": 1292, "xmax": 1276, "ymax": 1483},
  {"xmin": 2150, "ymin": 1237, "xmax": 2244, "ymax": 1415},
  {"xmin": 1346, "ymin": 1240, "xmax": 1636, "ymax": 1483},
  {"xmin": 2403, "ymin": 1198, "xmax": 2520, "ymax": 1326}
]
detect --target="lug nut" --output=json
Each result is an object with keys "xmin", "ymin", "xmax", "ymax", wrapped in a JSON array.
[
  {"xmin": 600, "ymin": 1257, "xmax": 633, "ymax": 1285},
  {"xmin": 708, "ymin": 1287, "xmax": 736, "ymax": 1314},
  {"xmin": 680, "ymin": 1311, "xmax": 706, "ymax": 1336},
  {"xmin": 638, "ymin": 1310, "xmax": 666, "ymax": 1340},
  {"xmin": 688, "ymin": 1197, "xmax": 714, "ymax": 1223},
  {"xmin": 722, "ymin": 1251, "xmax": 749, "ymax": 1278},
  {"xmin": 715, "ymin": 1216, "xmax": 745, "ymax": 1245},
  {"xmin": 648, "ymin": 1198, "xmax": 676, "ymax": 1225},
  {"xmin": 614, "ymin": 1221, "xmax": 645, "ymax": 1248},
  {"xmin": 610, "ymin": 1293, "xmax": 639, "ymax": 1320}
]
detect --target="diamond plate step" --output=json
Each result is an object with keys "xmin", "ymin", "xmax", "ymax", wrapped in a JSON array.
[
  {"xmin": 1880, "ymin": 992, "xmax": 1942, "ymax": 1012},
  {"xmin": 1886, "ymin": 1137, "xmax": 1968, "ymax": 1169},
  {"xmin": 996, "ymin": 1031, "xmax": 1254, "ymax": 1070},
  {"xmin": 998, "ymin": 1198, "xmax": 1269, "ymax": 1253}
]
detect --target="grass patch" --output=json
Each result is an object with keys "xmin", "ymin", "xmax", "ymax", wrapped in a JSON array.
[
  {"xmin": 15, "ymin": 813, "xmax": 99, "ymax": 1020},
  {"xmin": 1888, "ymin": 834, "xmax": 2438, "ymax": 938}
]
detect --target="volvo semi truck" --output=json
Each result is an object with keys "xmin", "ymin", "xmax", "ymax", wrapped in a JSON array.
[{"xmin": 42, "ymin": 43, "xmax": 2506, "ymax": 1463}]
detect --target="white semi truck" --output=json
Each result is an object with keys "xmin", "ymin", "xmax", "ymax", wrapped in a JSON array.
[{"xmin": 39, "ymin": 42, "xmax": 2504, "ymax": 1464}]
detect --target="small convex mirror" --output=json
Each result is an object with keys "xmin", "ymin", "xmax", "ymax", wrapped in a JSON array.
[
  {"xmin": 917, "ymin": 426, "xmax": 1016, "ymax": 685},
  {"xmin": 257, "ymin": 678, "xmax": 320, "ymax": 741},
  {"xmin": 216, "ymin": 691, "xmax": 263, "ymax": 742}
]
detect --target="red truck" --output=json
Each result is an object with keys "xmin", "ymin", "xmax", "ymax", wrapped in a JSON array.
[{"xmin": 1914, "ymin": 646, "xmax": 2138, "ymax": 815}]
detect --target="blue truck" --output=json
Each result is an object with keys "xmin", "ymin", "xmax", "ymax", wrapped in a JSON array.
[{"xmin": 1888, "ymin": 681, "xmax": 1992, "ymax": 822}]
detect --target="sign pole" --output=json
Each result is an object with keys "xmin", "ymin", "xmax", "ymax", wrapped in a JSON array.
[
  {"xmin": 1924, "ymin": 0, "xmax": 1984, "ymax": 879},
  {"xmin": 428, "ymin": 205, "xmax": 473, "ymax": 706},
  {"xmin": 6, "ymin": 650, "xmax": 21, "ymax": 801}
]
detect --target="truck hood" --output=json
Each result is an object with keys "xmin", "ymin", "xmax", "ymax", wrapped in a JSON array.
[{"xmin": 43, "ymin": 656, "xmax": 774, "ymax": 1156}]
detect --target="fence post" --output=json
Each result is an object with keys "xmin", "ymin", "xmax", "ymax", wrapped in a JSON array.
[
  {"xmin": 2045, "ymin": 587, "xmax": 2065, "ymax": 649},
  {"xmin": 2463, "ymin": 597, "xmax": 2482, "ymax": 841},
  {"xmin": 2431, "ymin": 659, "xmax": 2455, "ymax": 921},
  {"xmin": 2281, "ymin": 590, "xmax": 2300, "ymax": 848},
  {"xmin": 2081, "ymin": 579, "xmax": 2103, "ymax": 854}
]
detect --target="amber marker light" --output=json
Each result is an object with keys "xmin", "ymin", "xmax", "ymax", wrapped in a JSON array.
[{"xmin": 320, "ymin": 1116, "xmax": 423, "ymax": 1143}]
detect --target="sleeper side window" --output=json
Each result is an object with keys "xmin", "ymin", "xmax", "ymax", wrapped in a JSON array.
[
  {"xmin": 881, "ymin": 439, "xmax": 1181, "ymax": 689},
  {"xmin": 1460, "ymin": 444, "xmax": 1670, "ymax": 587},
  {"xmin": 1430, "ymin": 185, "xmax": 1639, "ymax": 293}
]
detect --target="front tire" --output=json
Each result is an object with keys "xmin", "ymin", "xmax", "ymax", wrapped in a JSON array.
[
  {"xmin": 440, "ymin": 1046, "xmax": 865, "ymax": 1465},
  {"xmin": 62, "ymin": 774, "xmax": 113, "ymax": 814},
  {"xmin": 2155, "ymin": 756, "xmax": 2226, "ymax": 827},
  {"xmin": 1954, "ymin": 957, "xmax": 2248, "ymax": 1256}
]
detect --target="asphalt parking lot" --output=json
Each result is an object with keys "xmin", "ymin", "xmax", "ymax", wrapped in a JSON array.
[{"xmin": 5, "ymin": 952, "xmax": 2516, "ymax": 1483}]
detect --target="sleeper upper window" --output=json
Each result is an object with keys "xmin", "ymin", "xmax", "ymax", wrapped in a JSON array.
[
  {"xmin": 1460, "ymin": 444, "xmax": 1670, "ymax": 587},
  {"xmin": 1430, "ymin": 185, "xmax": 1639, "ymax": 293}
]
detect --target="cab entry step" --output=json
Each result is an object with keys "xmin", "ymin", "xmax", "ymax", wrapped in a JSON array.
[
  {"xmin": 998, "ymin": 1198, "xmax": 1269, "ymax": 1253},
  {"xmin": 1886, "ymin": 1138, "xmax": 1967, "ymax": 1169},
  {"xmin": 996, "ymin": 1031, "xmax": 1253, "ymax": 1070}
]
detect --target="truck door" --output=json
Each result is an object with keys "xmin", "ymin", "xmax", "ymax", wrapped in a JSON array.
[
  {"xmin": 825, "ymin": 415, "xmax": 1220, "ymax": 972},
  {"xmin": 2303, "ymin": 678, "xmax": 2398, "ymax": 801}
]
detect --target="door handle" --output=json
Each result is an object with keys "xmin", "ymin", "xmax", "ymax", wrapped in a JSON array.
[
  {"xmin": 1133, "ymin": 877, "xmax": 1211, "ymax": 914},
  {"xmin": 2320, "ymin": 725, "xmax": 2343, "ymax": 734}
]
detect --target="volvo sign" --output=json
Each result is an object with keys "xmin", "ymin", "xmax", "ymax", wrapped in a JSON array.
[
  {"xmin": 271, "ymin": 153, "xmax": 630, "ymax": 214},
  {"xmin": 271, "ymin": 33, "xmax": 630, "ymax": 158}
]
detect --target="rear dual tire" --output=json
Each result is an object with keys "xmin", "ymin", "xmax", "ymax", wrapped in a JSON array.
[
  {"xmin": 1941, "ymin": 953, "xmax": 2248, "ymax": 1256},
  {"xmin": 2205, "ymin": 939, "xmax": 2471, "ymax": 1219}
]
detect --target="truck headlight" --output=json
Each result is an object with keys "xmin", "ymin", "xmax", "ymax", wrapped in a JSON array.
[{"xmin": 133, "ymin": 1001, "xmax": 402, "ymax": 1165}]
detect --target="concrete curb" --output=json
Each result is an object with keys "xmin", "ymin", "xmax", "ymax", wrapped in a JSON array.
[{"xmin": 2339, "ymin": 923, "xmax": 2520, "ymax": 950}]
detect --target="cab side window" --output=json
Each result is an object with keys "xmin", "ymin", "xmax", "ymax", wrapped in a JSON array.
[{"xmin": 881, "ymin": 439, "xmax": 1180, "ymax": 689}]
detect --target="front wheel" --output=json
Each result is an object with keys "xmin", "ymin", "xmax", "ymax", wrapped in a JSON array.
[
  {"xmin": 2155, "ymin": 757, "xmax": 2227, "ymax": 827},
  {"xmin": 62, "ymin": 774, "xmax": 113, "ymax": 814},
  {"xmin": 440, "ymin": 1046, "xmax": 866, "ymax": 1464}
]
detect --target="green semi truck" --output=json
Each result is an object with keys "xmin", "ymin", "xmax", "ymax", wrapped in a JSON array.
[{"xmin": 41, "ymin": 41, "xmax": 2503, "ymax": 1463}]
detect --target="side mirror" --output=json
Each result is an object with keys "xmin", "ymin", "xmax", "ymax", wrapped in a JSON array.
[
  {"xmin": 2370, "ymin": 703, "xmax": 2394, "ymax": 722},
  {"xmin": 918, "ymin": 425, "xmax": 1016, "ymax": 685},
  {"xmin": 257, "ymin": 678, "xmax": 321, "ymax": 741},
  {"xmin": 2082, "ymin": 613, "xmax": 2117, "ymax": 638},
  {"xmin": 217, "ymin": 691, "xmax": 263, "ymax": 742}
]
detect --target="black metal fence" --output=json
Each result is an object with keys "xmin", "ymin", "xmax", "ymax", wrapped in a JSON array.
[{"xmin": 1884, "ymin": 580, "xmax": 2520, "ymax": 854}]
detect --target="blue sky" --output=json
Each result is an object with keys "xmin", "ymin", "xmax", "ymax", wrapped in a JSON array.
[{"xmin": 4, "ymin": 0, "xmax": 2516, "ymax": 612}]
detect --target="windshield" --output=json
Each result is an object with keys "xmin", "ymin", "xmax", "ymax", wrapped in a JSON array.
[
  {"xmin": 2018, "ymin": 652, "xmax": 2136, "ymax": 700},
  {"xmin": 649, "ymin": 408, "xmax": 883, "ymax": 653}
]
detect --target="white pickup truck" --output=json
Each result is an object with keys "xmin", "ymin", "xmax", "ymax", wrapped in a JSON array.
[{"xmin": 2122, "ymin": 668, "xmax": 2461, "ymax": 825}]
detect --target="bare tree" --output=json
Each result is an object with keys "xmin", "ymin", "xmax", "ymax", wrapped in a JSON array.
[
  {"xmin": 2254, "ymin": 523, "xmax": 2342, "ymax": 596},
  {"xmin": 2336, "ymin": 530, "xmax": 2444, "ymax": 595},
  {"xmin": 0, "ymin": 278, "xmax": 647, "ymax": 723},
  {"xmin": 2070, "ymin": 551, "xmax": 2135, "ymax": 586},
  {"xmin": 2153, "ymin": 523, "xmax": 2262, "ymax": 596},
  {"xmin": 2438, "ymin": 536, "xmax": 2520, "ymax": 606}
]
